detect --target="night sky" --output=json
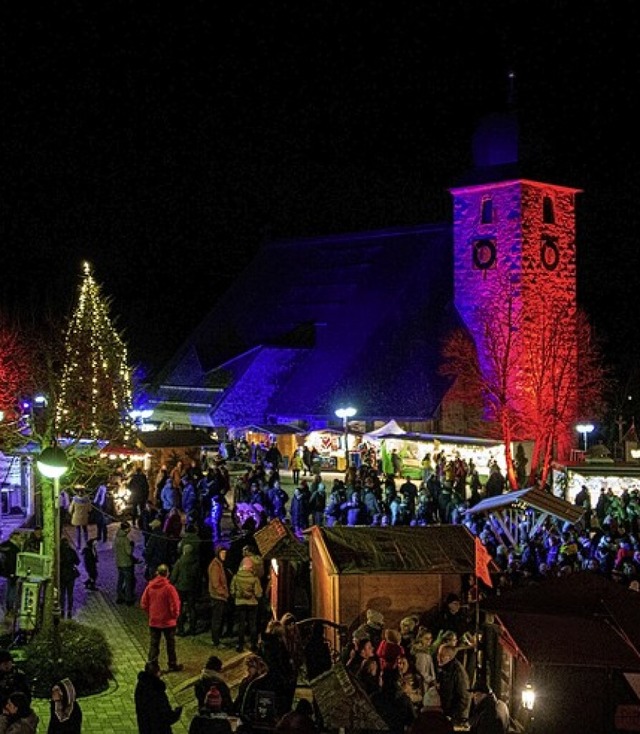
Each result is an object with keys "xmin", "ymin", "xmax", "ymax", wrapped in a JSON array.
[{"xmin": 5, "ymin": 3, "xmax": 640, "ymax": 400}]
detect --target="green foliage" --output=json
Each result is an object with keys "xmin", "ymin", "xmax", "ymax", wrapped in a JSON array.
[{"xmin": 23, "ymin": 620, "xmax": 114, "ymax": 698}]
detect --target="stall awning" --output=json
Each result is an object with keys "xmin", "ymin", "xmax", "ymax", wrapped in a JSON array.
[
  {"xmin": 363, "ymin": 419, "xmax": 406, "ymax": 440},
  {"xmin": 465, "ymin": 486, "xmax": 584, "ymax": 524}
]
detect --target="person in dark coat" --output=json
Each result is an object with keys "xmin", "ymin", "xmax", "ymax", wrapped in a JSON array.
[
  {"xmin": 0, "ymin": 534, "xmax": 20, "ymax": 613},
  {"xmin": 194, "ymin": 655, "xmax": 233, "ymax": 712},
  {"xmin": 188, "ymin": 684, "xmax": 233, "ymax": 734},
  {"xmin": 436, "ymin": 644, "xmax": 471, "ymax": 727},
  {"xmin": 129, "ymin": 467, "xmax": 150, "ymax": 528},
  {"xmin": 258, "ymin": 620, "xmax": 297, "ymax": 715},
  {"xmin": 468, "ymin": 680, "xmax": 509, "ymax": 734},
  {"xmin": 47, "ymin": 678, "xmax": 82, "ymax": 734},
  {"xmin": 171, "ymin": 543, "xmax": 202, "ymax": 636},
  {"xmin": 59, "ymin": 537, "xmax": 80, "ymax": 619},
  {"xmin": 289, "ymin": 487, "xmax": 310, "ymax": 535},
  {"xmin": 144, "ymin": 520, "xmax": 173, "ymax": 580},
  {"xmin": 369, "ymin": 668, "xmax": 416, "ymax": 734},
  {"xmin": 134, "ymin": 660, "xmax": 183, "ymax": 734},
  {"xmin": 0, "ymin": 649, "xmax": 32, "ymax": 709},
  {"xmin": 303, "ymin": 621, "xmax": 333, "ymax": 681},
  {"xmin": 81, "ymin": 537, "xmax": 99, "ymax": 590}
]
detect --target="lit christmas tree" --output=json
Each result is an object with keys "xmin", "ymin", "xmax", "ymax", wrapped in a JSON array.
[{"xmin": 55, "ymin": 262, "xmax": 133, "ymax": 441}]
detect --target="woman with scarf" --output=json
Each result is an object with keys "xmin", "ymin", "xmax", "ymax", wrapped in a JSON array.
[{"xmin": 47, "ymin": 678, "xmax": 82, "ymax": 733}]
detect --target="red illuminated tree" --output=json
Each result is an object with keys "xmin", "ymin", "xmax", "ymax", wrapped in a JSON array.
[
  {"xmin": 0, "ymin": 312, "xmax": 36, "ymax": 436},
  {"xmin": 441, "ymin": 276, "xmax": 607, "ymax": 487}
]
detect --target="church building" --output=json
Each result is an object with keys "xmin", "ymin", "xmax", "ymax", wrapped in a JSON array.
[{"xmin": 149, "ymin": 105, "xmax": 580, "ymax": 464}]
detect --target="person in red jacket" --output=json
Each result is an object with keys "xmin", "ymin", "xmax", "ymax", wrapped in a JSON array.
[{"xmin": 140, "ymin": 564, "xmax": 184, "ymax": 672}]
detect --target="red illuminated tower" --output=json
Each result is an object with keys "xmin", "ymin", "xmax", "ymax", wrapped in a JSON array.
[{"xmin": 451, "ymin": 106, "xmax": 580, "ymax": 464}]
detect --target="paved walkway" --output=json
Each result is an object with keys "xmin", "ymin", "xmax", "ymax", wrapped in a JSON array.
[
  {"xmin": 1, "ymin": 517, "xmax": 254, "ymax": 733},
  {"xmin": 0, "ymin": 468, "xmax": 349, "ymax": 733}
]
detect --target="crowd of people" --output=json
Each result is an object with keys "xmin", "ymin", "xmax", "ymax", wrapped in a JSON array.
[
  {"xmin": 3, "ymin": 442, "xmax": 640, "ymax": 732},
  {"xmin": 128, "ymin": 591, "xmax": 511, "ymax": 733}
]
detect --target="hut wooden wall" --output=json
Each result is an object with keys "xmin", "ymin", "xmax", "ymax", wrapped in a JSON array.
[
  {"xmin": 308, "ymin": 527, "xmax": 470, "ymax": 631},
  {"xmin": 337, "ymin": 573, "xmax": 463, "ymax": 631}
]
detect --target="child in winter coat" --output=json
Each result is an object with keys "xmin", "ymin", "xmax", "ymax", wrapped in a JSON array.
[{"xmin": 376, "ymin": 628, "xmax": 405, "ymax": 671}]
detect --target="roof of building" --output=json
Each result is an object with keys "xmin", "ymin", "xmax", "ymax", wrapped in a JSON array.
[
  {"xmin": 465, "ymin": 486, "xmax": 584, "ymax": 524},
  {"xmin": 483, "ymin": 573, "xmax": 640, "ymax": 670},
  {"xmin": 307, "ymin": 525, "xmax": 476, "ymax": 575},
  {"xmin": 153, "ymin": 223, "xmax": 462, "ymax": 424},
  {"xmin": 137, "ymin": 429, "xmax": 217, "ymax": 449}
]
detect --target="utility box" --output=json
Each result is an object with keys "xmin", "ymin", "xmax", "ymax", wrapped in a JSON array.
[
  {"xmin": 16, "ymin": 552, "xmax": 52, "ymax": 580},
  {"xmin": 17, "ymin": 580, "xmax": 41, "ymax": 631}
]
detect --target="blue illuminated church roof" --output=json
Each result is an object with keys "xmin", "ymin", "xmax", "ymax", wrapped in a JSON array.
[{"xmin": 154, "ymin": 222, "xmax": 463, "ymax": 427}]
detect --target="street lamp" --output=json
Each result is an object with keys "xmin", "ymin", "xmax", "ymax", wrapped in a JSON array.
[
  {"xmin": 521, "ymin": 682, "xmax": 535, "ymax": 710},
  {"xmin": 576, "ymin": 423, "xmax": 595, "ymax": 452},
  {"xmin": 37, "ymin": 444, "xmax": 69, "ymax": 624},
  {"xmin": 335, "ymin": 407, "xmax": 357, "ymax": 470}
]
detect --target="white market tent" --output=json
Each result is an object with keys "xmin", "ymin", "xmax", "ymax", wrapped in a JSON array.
[{"xmin": 363, "ymin": 419, "xmax": 406, "ymax": 441}]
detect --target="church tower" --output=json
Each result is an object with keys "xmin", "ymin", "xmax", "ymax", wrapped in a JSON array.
[{"xmin": 451, "ymin": 100, "xmax": 581, "ymax": 463}]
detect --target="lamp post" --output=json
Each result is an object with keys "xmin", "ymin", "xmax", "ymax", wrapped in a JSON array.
[
  {"xmin": 335, "ymin": 407, "xmax": 357, "ymax": 470},
  {"xmin": 576, "ymin": 423, "xmax": 595, "ymax": 452},
  {"xmin": 37, "ymin": 444, "xmax": 69, "ymax": 625}
]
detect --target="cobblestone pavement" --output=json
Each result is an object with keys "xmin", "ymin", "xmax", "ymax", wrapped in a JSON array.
[
  {"xmin": 15, "ymin": 518, "xmax": 251, "ymax": 734},
  {"xmin": 1, "ymin": 471, "xmax": 304, "ymax": 733},
  {"xmin": 0, "ymin": 468, "xmax": 351, "ymax": 733}
]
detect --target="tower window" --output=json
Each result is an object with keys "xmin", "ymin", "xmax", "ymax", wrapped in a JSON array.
[
  {"xmin": 543, "ymin": 196, "xmax": 555, "ymax": 224},
  {"xmin": 481, "ymin": 198, "xmax": 493, "ymax": 224}
]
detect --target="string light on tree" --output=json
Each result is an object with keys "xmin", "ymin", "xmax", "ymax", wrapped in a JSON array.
[{"xmin": 55, "ymin": 261, "xmax": 133, "ymax": 441}]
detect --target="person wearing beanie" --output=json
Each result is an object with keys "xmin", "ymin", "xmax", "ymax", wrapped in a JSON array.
[
  {"xmin": 230, "ymin": 556, "xmax": 263, "ymax": 652},
  {"xmin": 140, "ymin": 564, "xmax": 184, "ymax": 672},
  {"xmin": 48, "ymin": 678, "xmax": 82, "ymax": 734},
  {"xmin": 134, "ymin": 660, "xmax": 183, "ymax": 734},
  {"xmin": 352, "ymin": 608, "xmax": 385, "ymax": 650},
  {"xmin": 194, "ymin": 655, "xmax": 233, "ymax": 712},
  {"xmin": 188, "ymin": 685, "xmax": 233, "ymax": 734}
]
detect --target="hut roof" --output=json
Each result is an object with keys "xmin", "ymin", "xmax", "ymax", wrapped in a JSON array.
[
  {"xmin": 308, "ymin": 525, "xmax": 475, "ymax": 575},
  {"xmin": 483, "ymin": 574, "xmax": 640, "ymax": 670}
]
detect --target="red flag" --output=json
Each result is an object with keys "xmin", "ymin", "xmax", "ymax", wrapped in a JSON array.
[{"xmin": 475, "ymin": 536, "xmax": 493, "ymax": 588}]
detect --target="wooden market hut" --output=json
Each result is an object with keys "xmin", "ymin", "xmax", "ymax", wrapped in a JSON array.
[
  {"xmin": 137, "ymin": 428, "xmax": 219, "ymax": 479},
  {"xmin": 481, "ymin": 573, "xmax": 640, "ymax": 734},
  {"xmin": 254, "ymin": 519, "xmax": 311, "ymax": 621},
  {"xmin": 306, "ymin": 525, "xmax": 478, "ymax": 632}
]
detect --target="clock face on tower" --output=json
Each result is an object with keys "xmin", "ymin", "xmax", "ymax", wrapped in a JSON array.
[
  {"xmin": 472, "ymin": 239, "xmax": 496, "ymax": 270},
  {"xmin": 540, "ymin": 237, "xmax": 560, "ymax": 271}
]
